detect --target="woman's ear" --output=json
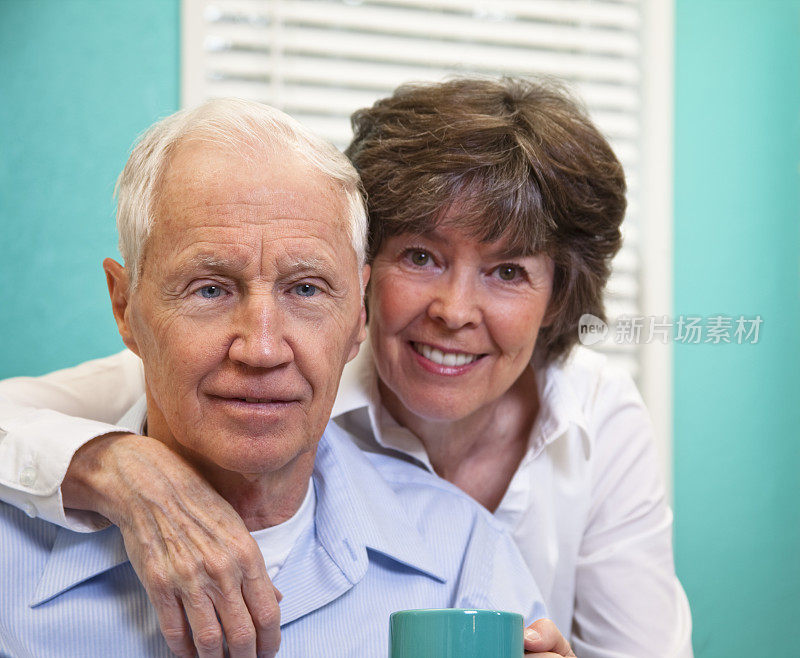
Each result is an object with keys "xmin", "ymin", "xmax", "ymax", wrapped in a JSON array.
[{"xmin": 103, "ymin": 258, "xmax": 141, "ymax": 357}]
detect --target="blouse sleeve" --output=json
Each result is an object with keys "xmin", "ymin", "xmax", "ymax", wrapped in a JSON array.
[
  {"xmin": 571, "ymin": 365, "xmax": 693, "ymax": 658},
  {"xmin": 0, "ymin": 350, "xmax": 145, "ymax": 531}
]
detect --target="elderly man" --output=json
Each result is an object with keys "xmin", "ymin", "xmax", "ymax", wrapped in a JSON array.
[{"xmin": 0, "ymin": 100, "xmax": 545, "ymax": 657}]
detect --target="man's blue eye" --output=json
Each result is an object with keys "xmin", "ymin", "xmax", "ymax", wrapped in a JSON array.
[
  {"xmin": 294, "ymin": 283, "xmax": 318, "ymax": 297},
  {"xmin": 197, "ymin": 285, "xmax": 223, "ymax": 299}
]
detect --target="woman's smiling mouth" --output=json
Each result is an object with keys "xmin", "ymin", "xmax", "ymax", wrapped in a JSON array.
[{"xmin": 411, "ymin": 342, "xmax": 484, "ymax": 367}]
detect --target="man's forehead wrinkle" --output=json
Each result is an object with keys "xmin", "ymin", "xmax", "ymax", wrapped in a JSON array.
[
  {"xmin": 155, "ymin": 209, "xmax": 346, "ymax": 253},
  {"xmin": 162, "ymin": 194, "xmax": 347, "ymax": 232},
  {"xmin": 163, "ymin": 143, "xmax": 344, "ymax": 211}
]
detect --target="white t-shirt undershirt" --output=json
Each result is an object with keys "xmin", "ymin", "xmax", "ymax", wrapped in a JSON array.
[{"xmin": 250, "ymin": 478, "xmax": 316, "ymax": 579}]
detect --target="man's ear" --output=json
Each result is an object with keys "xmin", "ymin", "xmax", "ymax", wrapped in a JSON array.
[
  {"xmin": 103, "ymin": 258, "xmax": 141, "ymax": 357},
  {"xmin": 347, "ymin": 264, "xmax": 371, "ymax": 363}
]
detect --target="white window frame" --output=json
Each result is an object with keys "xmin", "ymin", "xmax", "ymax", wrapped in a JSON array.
[{"xmin": 639, "ymin": 0, "xmax": 674, "ymax": 498}]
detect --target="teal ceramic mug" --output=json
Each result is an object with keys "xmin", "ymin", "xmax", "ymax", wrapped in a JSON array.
[{"xmin": 389, "ymin": 608, "xmax": 524, "ymax": 658}]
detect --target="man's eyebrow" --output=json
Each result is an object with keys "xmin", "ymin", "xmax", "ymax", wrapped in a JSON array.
[
  {"xmin": 177, "ymin": 253, "xmax": 245, "ymax": 272},
  {"xmin": 280, "ymin": 256, "xmax": 335, "ymax": 274}
]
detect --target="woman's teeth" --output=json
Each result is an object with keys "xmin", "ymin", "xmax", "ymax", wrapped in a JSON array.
[{"xmin": 414, "ymin": 343, "xmax": 478, "ymax": 367}]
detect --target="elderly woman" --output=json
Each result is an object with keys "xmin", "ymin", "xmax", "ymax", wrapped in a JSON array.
[{"xmin": 0, "ymin": 78, "xmax": 691, "ymax": 656}]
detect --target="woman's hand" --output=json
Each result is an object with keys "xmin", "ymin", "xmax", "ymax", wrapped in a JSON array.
[
  {"xmin": 63, "ymin": 432, "xmax": 281, "ymax": 658},
  {"xmin": 524, "ymin": 618, "xmax": 577, "ymax": 656}
]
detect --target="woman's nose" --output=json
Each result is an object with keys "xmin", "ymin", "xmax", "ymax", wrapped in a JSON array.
[{"xmin": 426, "ymin": 273, "xmax": 481, "ymax": 330}]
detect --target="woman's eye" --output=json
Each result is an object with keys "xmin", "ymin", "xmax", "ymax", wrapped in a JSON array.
[
  {"xmin": 196, "ymin": 285, "xmax": 223, "ymax": 299},
  {"xmin": 408, "ymin": 250, "xmax": 431, "ymax": 266},
  {"xmin": 495, "ymin": 265, "xmax": 523, "ymax": 281},
  {"xmin": 294, "ymin": 283, "xmax": 318, "ymax": 297}
]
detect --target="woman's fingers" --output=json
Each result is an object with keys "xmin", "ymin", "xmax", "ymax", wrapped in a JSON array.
[
  {"xmin": 206, "ymin": 540, "xmax": 281, "ymax": 658},
  {"xmin": 182, "ymin": 592, "xmax": 225, "ymax": 658},
  {"xmin": 241, "ymin": 567, "xmax": 282, "ymax": 657},
  {"xmin": 523, "ymin": 618, "xmax": 576, "ymax": 656},
  {"xmin": 124, "ymin": 522, "xmax": 210, "ymax": 656},
  {"xmin": 138, "ymin": 531, "xmax": 279, "ymax": 658},
  {"xmin": 131, "ymin": 516, "xmax": 280, "ymax": 657},
  {"xmin": 151, "ymin": 594, "xmax": 195, "ymax": 658},
  {"xmin": 212, "ymin": 586, "xmax": 257, "ymax": 658},
  {"xmin": 167, "ymin": 514, "xmax": 280, "ymax": 658}
]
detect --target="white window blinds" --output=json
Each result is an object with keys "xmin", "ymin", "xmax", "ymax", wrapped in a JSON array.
[{"xmin": 182, "ymin": 0, "xmax": 647, "ymax": 378}]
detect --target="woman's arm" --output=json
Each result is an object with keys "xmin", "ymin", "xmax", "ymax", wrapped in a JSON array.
[
  {"xmin": 0, "ymin": 351, "xmax": 282, "ymax": 657},
  {"xmin": 0, "ymin": 350, "xmax": 144, "ymax": 528},
  {"xmin": 572, "ymin": 366, "xmax": 692, "ymax": 658},
  {"xmin": 0, "ymin": 349, "xmax": 145, "ymax": 421}
]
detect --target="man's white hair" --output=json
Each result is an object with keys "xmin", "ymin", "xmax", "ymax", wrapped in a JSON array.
[{"xmin": 115, "ymin": 98, "xmax": 368, "ymax": 287}]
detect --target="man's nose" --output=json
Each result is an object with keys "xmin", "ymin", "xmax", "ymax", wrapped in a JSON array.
[
  {"xmin": 426, "ymin": 271, "xmax": 482, "ymax": 330},
  {"xmin": 228, "ymin": 294, "xmax": 293, "ymax": 368}
]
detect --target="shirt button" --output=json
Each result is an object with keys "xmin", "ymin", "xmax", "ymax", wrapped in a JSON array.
[
  {"xmin": 24, "ymin": 502, "xmax": 37, "ymax": 518},
  {"xmin": 19, "ymin": 465, "xmax": 37, "ymax": 488}
]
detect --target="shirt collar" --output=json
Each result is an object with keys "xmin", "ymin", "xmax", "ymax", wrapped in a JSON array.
[
  {"xmin": 332, "ymin": 337, "xmax": 592, "ymax": 463},
  {"xmin": 255, "ymin": 423, "xmax": 448, "ymax": 627},
  {"xmin": 31, "ymin": 525, "xmax": 129, "ymax": 607},
  {"xmin": 527, "ymin": 354, "xmax": 592, "ymax": 460},
  {"xmin": 309, "ymin": 422, "xmax": 447, "ymax": 584}
]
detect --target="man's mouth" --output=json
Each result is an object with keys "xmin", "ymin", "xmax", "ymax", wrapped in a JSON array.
[
  {"xmin": 209, "ymin": 394, "xmax": 299, "ymax": 405},
  {"xmin": 411, "ymin": 342, "xmax": 482, "ymax": 367}
]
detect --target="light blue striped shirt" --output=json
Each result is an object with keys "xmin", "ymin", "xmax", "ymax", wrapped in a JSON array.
[{"xmin": 0, "ymin": 403, "xmax": 545, "ymax": 657}]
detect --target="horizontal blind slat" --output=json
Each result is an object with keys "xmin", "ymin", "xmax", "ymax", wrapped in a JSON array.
[
  {"xmin": 207, "ymin": 0, "xmax": 640, "ymax": 29},
  {"xmin": 204, "ymin": 26, "xmax": 640, "ymax": 83},
  {"xmin": 202, "ymin": 52, "xmax": 641, "ymax": 103},
  {"xmin": 206, "ymin": 1, "xmax": 640, "ymax": 56}
]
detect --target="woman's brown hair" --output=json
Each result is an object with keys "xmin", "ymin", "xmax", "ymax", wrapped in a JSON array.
[{"xmin": 345, "ymin": 76, "xmax": 626, "ymax": 363}]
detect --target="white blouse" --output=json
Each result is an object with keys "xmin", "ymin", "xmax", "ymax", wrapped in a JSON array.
[{"xmin": 0, "ymin": 343, "xmax": 692, "ymax": 657}]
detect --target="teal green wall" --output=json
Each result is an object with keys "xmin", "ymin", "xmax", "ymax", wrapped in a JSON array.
[
  {"xmin": 674, "ymin": 1, "xmax": 800, "ymax": 655},
  {"xmin": 0, "ymin": 0, "xmax": 179, "ymax": 377}
]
